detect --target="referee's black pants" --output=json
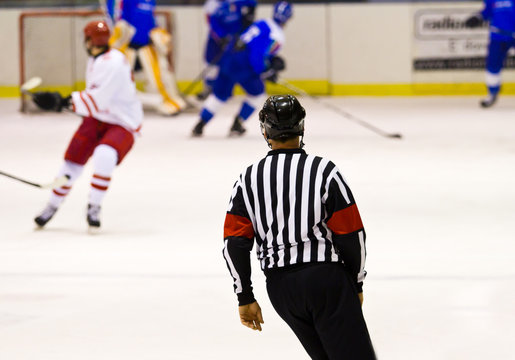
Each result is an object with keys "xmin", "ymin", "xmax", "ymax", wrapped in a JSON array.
[{"xmin": 266, "ymin": 262, "xmax": 376, "ymax": 360}]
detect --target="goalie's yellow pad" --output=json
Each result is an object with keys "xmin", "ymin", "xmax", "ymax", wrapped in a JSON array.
[
  {"xmin": 109, "ymin": 20, "xmax": 136, "ymax": 53},
  {"xmin": 138, "ymin": 45, "xmax": 186, "ymax": 114}
]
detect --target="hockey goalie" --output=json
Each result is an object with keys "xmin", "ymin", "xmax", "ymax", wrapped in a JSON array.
[{"xmin": 104, "ymin": 0, "xmax": 186, "ymax": 115}]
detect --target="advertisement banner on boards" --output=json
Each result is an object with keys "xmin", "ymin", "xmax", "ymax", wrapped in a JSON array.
[{"xmin": 413, "ymin": 8, "xmax": 515, "ymax": 71}]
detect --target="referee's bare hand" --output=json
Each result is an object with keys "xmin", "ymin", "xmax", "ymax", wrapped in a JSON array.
[
  {"xmin": 358, "ymin": 292, "xmax": 364, "ymax": 306},
  {"xmin": 239, "ymin": 301, "xmax": 264, "ymax": 331}
]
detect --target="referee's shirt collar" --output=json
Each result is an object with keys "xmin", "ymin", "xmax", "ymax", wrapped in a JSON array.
[{"xmin": 267, "ymin": 148, "xmax": 306, "ymax": 156}]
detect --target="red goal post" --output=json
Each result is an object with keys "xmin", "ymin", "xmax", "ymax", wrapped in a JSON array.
[{"xmin": 19, "ymin": 9, "xmax": 174, "ymax": 112}]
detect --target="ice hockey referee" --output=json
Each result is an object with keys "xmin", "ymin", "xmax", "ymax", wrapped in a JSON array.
[{"xmin": 222, "ymin": 95, "xmax": 376, "ymax": 359}]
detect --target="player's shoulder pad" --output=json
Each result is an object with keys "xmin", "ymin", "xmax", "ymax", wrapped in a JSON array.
[
  {"xmin": 253, "ymin": 19, "xmax": 268, "ymax": 27},
  {"xmin": 245, "ymin": 19, "xmax": 268, "ymax": 34},
  {"xmin": 264, "ymin": 18, "xmax": 285, "ymax": 43},
  {"xmin": 97, "ymin": 48, "xmax": 128, "ymax": 67},
  {"xmin": 234, "ymin": 0, "xmax": 257, "ymax": 6}
]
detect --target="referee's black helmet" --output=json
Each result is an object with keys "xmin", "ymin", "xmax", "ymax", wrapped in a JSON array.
[{"xmin": 259, "ymin": 95, "xmax": 306, "ymax": 140}]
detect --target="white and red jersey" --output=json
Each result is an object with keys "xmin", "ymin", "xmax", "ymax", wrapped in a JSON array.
[{"xmin": 71, "ymin": 48, "xmax": 143, "ymax": 132}]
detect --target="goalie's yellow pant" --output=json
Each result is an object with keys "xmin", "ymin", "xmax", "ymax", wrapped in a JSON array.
[{"xmin": 138, "ymin": 45, "xmax": 185, "ymax": 112}]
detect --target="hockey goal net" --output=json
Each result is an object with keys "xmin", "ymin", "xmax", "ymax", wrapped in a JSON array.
[{"xmin": 19, "ymin": 9, "xmax": 174, "ymax": 112}]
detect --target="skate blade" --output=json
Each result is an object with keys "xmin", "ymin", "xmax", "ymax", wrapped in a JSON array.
[
  {"xmin": 228, "ymin": 132, "xmax": 245, "ymax": 138},
  {"xmin": 87, "ymin": 226, "xmax": 101, "ymax": 235},
  {"xmin": 181, "ymin": 105, "xmax": 199, "ymax": 113}
]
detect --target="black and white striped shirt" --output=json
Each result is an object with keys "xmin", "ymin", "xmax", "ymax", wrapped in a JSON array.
[{"xmin": 223, "ymin": 148, "xmax": 367, "ymax": 305}]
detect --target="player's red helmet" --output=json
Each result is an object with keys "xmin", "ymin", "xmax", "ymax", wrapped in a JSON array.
[{"xmin": 83, "ymin": 20, "xmax": 110, "ymax": 46}]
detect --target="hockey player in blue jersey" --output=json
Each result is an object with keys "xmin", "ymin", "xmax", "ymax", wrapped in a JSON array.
[
  {"xmin": 198, "ymin": 0, "xmax": 257, "ymax": 100},
  {"xmin": 103, "ymin": 0, "xmax": 186, "ymax": 115},
  {"xmin": 466, "ymin": 0, "xmax": 515, "ymax": 107},
  {"xmin": 192, "ymin": 1, "xmax": 292, "ymax": 137}
]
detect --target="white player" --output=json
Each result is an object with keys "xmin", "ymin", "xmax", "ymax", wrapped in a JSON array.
[
  {"xmin": 31, "ymin": 20, "xmax": 143, "ymax": 229},
  {"xmin": 104, "ymin": 0, "xmax": 186, "ymax": 115}
]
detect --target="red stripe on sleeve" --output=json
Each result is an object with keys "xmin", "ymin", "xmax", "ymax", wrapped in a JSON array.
[
  {"xmin": 327, "ymin": 204, "xmax": 363, "ymax": 235},
  {"xmin": 224, "ymin": 213, "xmax": 254, "ymax": 239},
  {"xmin": 86, "ymin": 93, "xmax": 99, "ymax": 113},
  {"xmin": 79, "ymin": 92, "xmax": 92, "ymax": 117}
]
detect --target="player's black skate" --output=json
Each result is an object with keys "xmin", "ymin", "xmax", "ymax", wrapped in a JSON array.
[
  {"xmin": 192, "ymin": 120, "xmax": 206, "ymax": 137},
  {"xmin": 229, "ymin": 116, "xmax": 246, "ymax": 136},
  {"xmin": 87, "ymin": 204, "xmax": 101, "ymax": 228},
  {"xmin": 34, "ymin": 204, "xmax": 58, "ymax": 227},
  {"xmin": 480, "ymin": 94, "xmax": 498, "ymax": 108}
]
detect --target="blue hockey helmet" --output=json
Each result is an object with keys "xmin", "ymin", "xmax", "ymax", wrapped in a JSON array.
[{"xmin": 273, "ymin": 1, "xmax": 293, "ymax": 25}]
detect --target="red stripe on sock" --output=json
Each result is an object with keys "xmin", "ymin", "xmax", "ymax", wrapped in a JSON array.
[
  {"xmin": 53, "ymin": 189, "xmax": 67, "ymax": 196},
  {"xmin": 91, "ymin": 183, "xmax": 108, "ymax": 191},
  {"xmin": 93, "ymin": 174, "xmax": 111, "ymax": 181}
]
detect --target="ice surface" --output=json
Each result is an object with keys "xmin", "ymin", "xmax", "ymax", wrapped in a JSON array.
[{"xmin": 1, "ymin": 96, "xmax": 514, "ymax": 359}]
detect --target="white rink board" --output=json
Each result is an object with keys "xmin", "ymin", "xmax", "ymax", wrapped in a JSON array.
[{"xmin": 0, "ymin": 97, "xmax": 514, "ymax": 359}]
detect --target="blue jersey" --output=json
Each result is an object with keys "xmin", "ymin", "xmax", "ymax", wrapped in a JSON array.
[
  {"xmin": 105, "ymin": 0, "xmax": 156, "ymax": 46},
  {"xmin": 207, "ymin": 0, "xmax": 257, "ymax": 39},
  {"xmin": 238, "ymin": 19, "xmax": 285, "ymax": 74},
  {"xmin": 481, "ymin": 0, "xmax": 515, "ymax": 37},
  {"xmin": 210, "ymin": 18, "xmax": 286, "ymax": 103}
]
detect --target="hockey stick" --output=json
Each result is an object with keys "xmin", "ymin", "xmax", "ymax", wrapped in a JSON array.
[
  {"xmin": 181, "ymin": 40, "xmax": 233, "ymax": 96},
  {"xmin": 0, "ymin": 171, "xmax": 69, "ymax": 189},
  {"xmin": 98, "ymin": 0, "xmax": 114, "ymax": 29},
  {"xmin": 181, "ymin": 58, "xmax": 221, "ymax": 97},
  {"xmin": 276, "ymin": 80, "xmax": 403, "ymax": 140}
]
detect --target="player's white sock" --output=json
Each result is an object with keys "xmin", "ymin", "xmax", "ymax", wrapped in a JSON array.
[
  {"xmin": 36, "ymin": 161, "xmax": 83, "ymax": 227},
  {"xmin": 239, "ymin": 94, "xmax": 266, "ymax": 120},
  {"xmin": 203, "ymin": 94, "xmax": 225, "ymax": 119},
  {"xmin": 48, "ymin": 160, "xmax": 84, "ymax": 208},
  {"xmin": 88, "ymin": 144, "xmax": 117, "ymax": 206}
]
